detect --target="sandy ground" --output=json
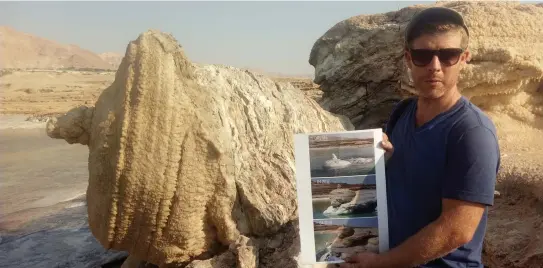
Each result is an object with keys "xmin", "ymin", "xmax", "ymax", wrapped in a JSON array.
[
  {"xmin": 481, "ymin": 112, "xmax": 543, "ymax": 267},
  {"xmin": 0, "ymin": 70, "xmax": 319, "ymax": 117},
  {"xmin": 0, "ymin": 70, "xmax": 115, "ymax": 116}
]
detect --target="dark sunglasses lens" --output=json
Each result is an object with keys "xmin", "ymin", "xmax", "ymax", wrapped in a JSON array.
[
  {"xmin": 410, "ymin": 50, "xmax": 435, "ymax": 66},
  {"xmin": 439, "ymin": 49, "xmax": 463, "ymax": 66},
  {"xmin": 410, "ymin": 49, "xmax": 463, "ymax": 66}
]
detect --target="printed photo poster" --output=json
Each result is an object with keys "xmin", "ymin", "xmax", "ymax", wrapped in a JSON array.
[{"xmin": 293, "ymin": 128, "xmax": 389, "ymax": 267}]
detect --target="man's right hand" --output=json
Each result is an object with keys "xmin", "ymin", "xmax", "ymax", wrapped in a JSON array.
[{"xmin": 380, "ymin": 133, "xmax": 394, "ymax": 161}]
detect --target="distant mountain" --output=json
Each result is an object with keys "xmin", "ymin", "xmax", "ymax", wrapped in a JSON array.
[
  {"xmin": 0, "ymin": 26, "xmax": 119, "ymax": 70},
  {"xmin": 98, "ymin": 52, "xmax": 123, "ymax": 69}
]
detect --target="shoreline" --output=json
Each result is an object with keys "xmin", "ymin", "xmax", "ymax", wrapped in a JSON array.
[
  {"xmin": 0, "ymin": 126, "xmax": 89, "ymax": 229},
  {"xmin": 0, "ymin": 114, "xmax": 49, "ymax": 129},
  {"xmin": 309, "ymin": 144, "xmax": 373, "ymax": 150},
  {"xmin": 314, "ymin": 230, "xmax": 340, "ymax": 234}
]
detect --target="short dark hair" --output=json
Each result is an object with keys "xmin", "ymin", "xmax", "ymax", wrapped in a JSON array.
[
  {"xmin": 404, "ymin": 7, "xmax": 470, "ymax": 49},
  {"xmin": 406, "ymin": 22, "xmax": 469, "ymax": 49}
]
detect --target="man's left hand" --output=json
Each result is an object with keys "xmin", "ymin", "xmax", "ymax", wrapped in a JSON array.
[{"xmin": 338, "ymin": 252, "xmax": 382, "ymax": 268}]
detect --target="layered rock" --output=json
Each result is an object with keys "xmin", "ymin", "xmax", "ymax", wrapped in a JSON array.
[
  {"xmin": 309, "ymin": 1, "xmax": 543, "ymax": 130},
  {"xmin": 289, "ymin": 80, "xmax": 323, "ymax": 102},
  {"xmin": 328, "ymin": 189, "xmax": 356, "ymax": 207},
  {"xmin": 269, "ymin": 78, "xmax": 323, "ymax": 102},
  {"xmin": 309, "ymin": 1, "xmax": 543, "ymax": 267},
  {"xmin": 324, "ymin": 189, "xmax": 377, "ymax": 217},
  {"xmin": 317, "ymin": 227, "xmax": 379, "ymax": 262},
  {"xmin": 46, "ymin": 30, "xmax": 353, "ymax": 267}
]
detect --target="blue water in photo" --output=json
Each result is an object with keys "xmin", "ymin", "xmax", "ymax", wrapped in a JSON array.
[
  {"xmin": 314, "ymin": 231, "xmax": 338, "ymax": 254},
  {"xmin": 312, "ymin": 198, "xmax": 377, "ymax": 219},
  {"xmin": 313, "ymin": 217, "xmax": 378, "ymax": 228},
  {"xmin": 311, "ymin": 175, "xmax": 376, "ymax": 184}
]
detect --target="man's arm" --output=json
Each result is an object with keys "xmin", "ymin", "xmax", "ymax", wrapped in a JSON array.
[
  {"xmin": 375, "ymin": 198, "xmax": 485, "ymax": 268},
  {"xmin": 378, "ymin": 125, "xmax": 500, "ymax": 267}
]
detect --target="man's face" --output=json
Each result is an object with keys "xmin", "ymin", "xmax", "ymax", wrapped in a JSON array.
[{"xmin": 405, "ymin": 31, "xmax": 470, "ymax": 99}]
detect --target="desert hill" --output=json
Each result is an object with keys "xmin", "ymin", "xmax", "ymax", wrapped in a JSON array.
[
  {"xmin": 98, "ymin": 52, "xmax": 123, "ymax": 69},
  {"xmin": 0, "ymin": 26, "xmax": 120, "ymax": 70}
]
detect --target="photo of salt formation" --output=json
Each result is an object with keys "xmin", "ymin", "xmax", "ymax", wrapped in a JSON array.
[
  {"xmin": 313, "ymin": 221, "xmax": 379, "ymax": 263},
  {"xmin": 308, "ymin": 132, "xmax": 375, "ymax": 178},
  {"xmin": 311, "ymin": 177, "xmax": 377, "ymax": 220}
]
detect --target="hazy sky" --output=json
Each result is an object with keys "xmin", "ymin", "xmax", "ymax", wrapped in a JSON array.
[{"xmin": 0, "ymin": 1, "xmax": 540, "ymax": 76}]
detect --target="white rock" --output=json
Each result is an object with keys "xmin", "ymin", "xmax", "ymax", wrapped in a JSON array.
[{"xmin": 46, "ymin": 30, "xmax": 354, "ymax": 267}]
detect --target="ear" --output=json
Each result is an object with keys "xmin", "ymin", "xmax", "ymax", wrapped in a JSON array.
[
  {"xmin": 459, "ymin": 49, "xmax": 471, "ymax": 70},
  {"xmin": 404, "ymin": 49, "xmax": 413, "ymax": 69},
  {"xmin": 463, "ymin": 48, "xmax": 471, "ymax": 63}
]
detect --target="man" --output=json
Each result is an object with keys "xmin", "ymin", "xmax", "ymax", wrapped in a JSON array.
[{"xmin": 340, "ymin": 7, "xmax": 500, "ymax": 268}]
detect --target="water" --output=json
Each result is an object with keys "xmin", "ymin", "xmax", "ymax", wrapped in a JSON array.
[
  {"xmin": 313, "ymin": 199, "xmax": 331, "ymax": 219},
  {"xmin": 312, "ymin": 199, "xmax": 377, "ymax": 219},
  {"xmin": 310, "ymin": 146, "xmax": 375, "ymax": 177},
  {"xmin": 311, "ymin": 175, "xmax": 376, "ymax": 185},
  {"xmin": 313, "ymin": 217, "xmax": 378, "ymax": 228},
  {"xmin": 0, "ymin": 115, "xmax": 46, "ymax": 129},
  {"xmin": 0, "ymin": 127, "xmax": 89, "ymax": 218},
  {"xmin": 0, "ymin": 123, "xmax": 126, "ymax": 267},
  {"xmin": 314, "ymin": 231, "xmax": 338, "ymax": 258}
]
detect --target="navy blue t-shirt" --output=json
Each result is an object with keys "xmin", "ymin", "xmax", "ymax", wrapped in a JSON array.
[{"xmin": 384, "ymin": 96, "xmax": 500, "ymax": 268}]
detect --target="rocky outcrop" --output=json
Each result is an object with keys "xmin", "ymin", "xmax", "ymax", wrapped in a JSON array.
[
  {"xmin": 317, "ymin": 227, "xmax": 379, "ymax": 261},
  {"xmin": 323, "ymin": 200, "xmax": 377, "ymax": 217},
  {"xmin": 46, "ymin": 30, "xmax": 353, "ymax": 267},
  {"xmin": 311, "ymin": 182, "xmax": 375, "ymax": 196},
  {"xmin": 324, "ymin": 189, "xmax": 377, "ymax": 216},
  {"xmin": 328, "ymin": 189, "xmax": 356, "ymax": 207},
  {"xmin": 310, "ymin": 1, "xmax": 543, "ymax": 267},
  {"xmin": 309, "ymin": 1, "xmax": 543, "ymax": 130},
  {"xmin": 289, "ymin": 80, "xmax": 323, "ymax": 102},
  {"xmin": 269, "ymin": 78, "xmax": 323, "ymax": 102}
]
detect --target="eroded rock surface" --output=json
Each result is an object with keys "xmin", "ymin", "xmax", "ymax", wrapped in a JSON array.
[
  {"xmin": 310, "ymin": 1, "xmax": 543, "ymax": 267},
  {"xmin": 317, "ymin": 227, "xmax": 379, "ymax": 262},
  {"xmin": 46, "ymin": 30, "xmax": 353, "ymax": 267},
  {"xmin": 309, "ymin": 1, "xmax": 543, "ymax": 130},
  {"xmin": 329, "ymin": 189, "xmax": 356, "ymax": 207}
]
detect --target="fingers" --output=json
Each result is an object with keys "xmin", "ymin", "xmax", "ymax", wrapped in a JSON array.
[
  {"xmin": 381, "ymin": 140, "xmax": 393, "ymax": 151},
  {"xmin": 382, "ymin": 133, "xmax": 389, "ymax": 142},
  {"xmin": 380, "ymin": 134, "xmax": 394, "ymax": 152},
  {"xmin": 381, "ymin": 133, "xmax": 394, "ymax": 161},
  {"xmin": 381, "ymin": 133, "xmax": 391, "ymax": 146}
]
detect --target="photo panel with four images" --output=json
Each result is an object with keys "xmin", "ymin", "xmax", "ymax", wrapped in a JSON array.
[{"xmin": 308, "ymin": 131, "xmax": 379, "ymax": 263}]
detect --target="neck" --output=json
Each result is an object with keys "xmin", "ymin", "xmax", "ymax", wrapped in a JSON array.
[{"xmin": 415, "ymin": 86, "xmax": 461, "ymax": 127}]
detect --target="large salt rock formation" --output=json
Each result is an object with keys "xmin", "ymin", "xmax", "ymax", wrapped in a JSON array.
[
  {"xmin": 310, "ymin": 1, "xmax": 543, "ymax": 267},
  {"xmin": 46, "ymin": 30, "xmax": 353, "ymax": 267}
]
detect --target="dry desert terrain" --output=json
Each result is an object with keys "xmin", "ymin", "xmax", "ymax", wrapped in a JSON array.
[
  {"xmin": 0, "ymin": 69, "xmax": 320, "ymax": 120},
  {"xmin": 0, "ymin": 70, "xmax": 115, "ymax": 118}
]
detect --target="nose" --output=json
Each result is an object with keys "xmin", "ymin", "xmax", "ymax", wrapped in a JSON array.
[{"xmin": 428, "ymin": 55, "xmax": 441, "ymax": 71}]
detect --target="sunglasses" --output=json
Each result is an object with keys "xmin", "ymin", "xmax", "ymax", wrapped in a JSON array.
[{"xmin": 408, "ymin": 48, "xmax": 465, "ymax": 67}]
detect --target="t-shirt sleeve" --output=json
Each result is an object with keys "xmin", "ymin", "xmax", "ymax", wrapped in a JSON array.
[{"xmin": 442, "ymin": 126, "xmax": 500, "ymax": 206}]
